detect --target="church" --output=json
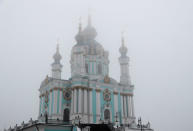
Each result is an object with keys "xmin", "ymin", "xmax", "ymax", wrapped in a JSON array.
[{"xmin": 5, "ymin": 16, "xmax": 153, "ymax": 131}]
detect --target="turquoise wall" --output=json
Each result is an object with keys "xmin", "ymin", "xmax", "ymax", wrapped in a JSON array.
[
  {"xmin": 99, "ymin": 87, "xmax": 114, "ymax": 122},
  {"xmin": 44, "ymin": 127, "xmax": 72, "ymax": 131}
]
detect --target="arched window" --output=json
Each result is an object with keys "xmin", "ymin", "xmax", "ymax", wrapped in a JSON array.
[
  {"xmin": 104, "ymin": 109, "xmax": 110, "ymax": 121},
  {"xmin": 97, "ymin": 64, "xmax": 102, "ymax": 74},
  {"xmin": 85, "ymin": 63, "xmax": 89, "ymax": 73}
]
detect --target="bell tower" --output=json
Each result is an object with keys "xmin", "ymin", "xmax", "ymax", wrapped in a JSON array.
[
  {"xmin": 52, "ymin": 42, "xmax": 62, "ymax": 79},
  {"xmin": 119, "ymin": 34, "xmax": 131, "ymax": 86}
]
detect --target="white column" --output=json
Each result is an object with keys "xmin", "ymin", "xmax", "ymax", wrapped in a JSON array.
[
  {"xmin": 96, "ymin": 91, "xmax": 100, "ymax": 123},
  {"xmin": 121, "ymin": 95, "xmax": 124, "ymax": 117},
  {"xmin": 124, "ymin": 96, "xmax": 127, "ymax": 117},
  {"xmin": 123, "ymin": 95, "xmax": 125, "ymax": 117},
  {"xmin": 89, "ymin": 90, "xmax": 93, "ymax": 123},
  {"xmin": 98, "ymin": 91, "xmax": 101, "ymax": 116},
  {"xmin": 71, "ymin": 89, "xmax": 74, "ymax": 114},
  {"xmin": 131, "ymin": 96, "xmax": 135, "ymax": 117},
  {"xmin": 82, "ymin": 89, "xmax": 84, "ymax": 113},
  {"xmin": 114, "ymin": 94, "xmax": 118, "ymax": 116},
  {"xmin": 59, "ymin": 90, "xmax": 62, "ymax": 114},
  {"xmin": 53, "ymin": 90, "xmax": 57, "ymax": 114},
  {"xmin": 87, "ymin": 89, "xmax": 90, "ymax": 122},
  {"xmin": 84, "ymin": 89, "xmax": 88, "ymax": 114},
  {"xmin": 74, "ymin": 89, "xmax": 77, "ymax": 114},
  {"xmin": 96, "ymin": 91, "xmax": 99, "ymax": 115},
  {"xmin": 49, "ymin": 92, "xmax": 52, "ymax": 115},
  {"xmin": 128, "ymin": 96, "xmax": 131, "ymax": 117},
  {"xmin": 78, "ymin": 88, "xmax": 82, "ymax": 114},
  {"xmin": 126, "ymin": 96, "xmax": 128, "ymax": 117},
  {"xmin": 94, "ymin": 62, "xmax": 96, "ymax": 74}
]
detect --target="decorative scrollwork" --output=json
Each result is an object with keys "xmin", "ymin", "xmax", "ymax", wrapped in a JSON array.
[
  {"xmin": 103, "ymin": 88, "xmax": 111, "ymax": 101},
  {"xmin": 63, "ymin": 88, "xmax": 72, "ymax": 100}
]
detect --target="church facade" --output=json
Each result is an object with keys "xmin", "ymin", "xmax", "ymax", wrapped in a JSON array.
[
  {"xmin": 38, "ymin": 16, "xmax": 135, "ymax": 126},
  {"xmin": 5, "ymin": 16, "xmax": 153, "ymax": 131}
]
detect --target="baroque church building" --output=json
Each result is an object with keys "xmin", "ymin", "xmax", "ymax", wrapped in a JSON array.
[
  {"xmin": 39, "ymin": 16, "xmax": 135, "ymax": 125},
  {"xmin": 6, "ymin": 16, "xmax": 153, "ymax": 131}
]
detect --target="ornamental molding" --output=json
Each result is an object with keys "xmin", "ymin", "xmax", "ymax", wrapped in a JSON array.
[
  {"xmin": 120, "ymin": 92, "xmax": 133, "ymax": 96},
  {"xmin": 72, "ymin": 86, "xmax": 92, "ymax": 91},
  {"xmin": 63, "ymin": 88, "xmax": 72, "ymax": 100},
  {"xmin": 95, "ymin": 88, "xmax": 101, "ymax": 92},
  {"xmin": 113, "ymin": 91, "xmax": 118, "ymax": 95},
  {"xmin": 103, "ymin": 88, "xmax": 111, "ymax": 101},
  {"xmin": 39, "ymin": 87, "xmax": 64, "ymax": 97}
]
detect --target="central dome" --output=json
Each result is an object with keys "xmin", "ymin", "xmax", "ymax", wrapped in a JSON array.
[
  {"xmin": 73, "ymin": 17, "xmax": 107, "ymax": 56},
  {"xmin": 75, "ymin": 24, "xmax": 97, "ymax": 45},
  {"xmin": 70, "ymin": 17, "xmax": 109, "ymax": 78}
]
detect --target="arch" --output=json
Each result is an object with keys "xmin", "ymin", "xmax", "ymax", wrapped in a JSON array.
[
  {"xmin": 104, "ymin": 109, "xmax": 110, "ymax": 121},
  {"xmin": 63, "ymin": 108, "xmax": 70, "ymax": 122}
]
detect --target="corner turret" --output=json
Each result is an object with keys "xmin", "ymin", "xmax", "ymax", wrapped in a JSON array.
[{"xmin": 119, "ymin": 34, "xmax": 131, "ymax": 86}]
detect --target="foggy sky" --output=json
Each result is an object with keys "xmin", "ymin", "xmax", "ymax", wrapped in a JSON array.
[{"xmin": 0, "ymin": 0, "xmax": 193, "ymax": 131}]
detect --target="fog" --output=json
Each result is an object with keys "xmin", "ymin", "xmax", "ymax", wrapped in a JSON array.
[{"xmin": 0, "ymin": 0, "xmax": 193, "ymax": 131}]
